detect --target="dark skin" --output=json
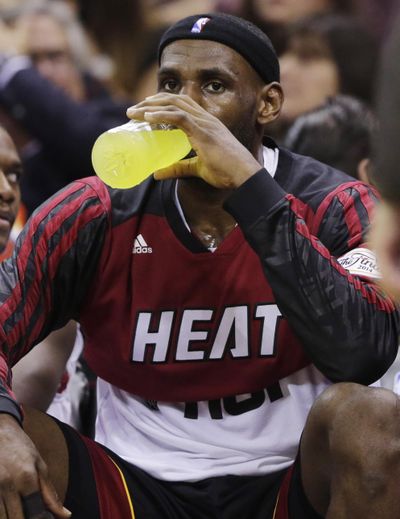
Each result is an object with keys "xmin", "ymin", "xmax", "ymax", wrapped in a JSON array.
[
  {"xmin": 0, "ymin": 128, "xmax": 21, "ymax": 253},
  {"xmin": 1, "ymin": 38, "xmax": 400, "ymax": 519}
]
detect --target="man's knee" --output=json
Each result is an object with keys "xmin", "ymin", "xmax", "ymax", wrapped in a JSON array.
[
  {"xmin": 301, "ymin": 383, "xmax": 400, "ymax": 516},
  {"xmin": 309, "ymin": 382, "xmax": 400, "ymax": 439}
]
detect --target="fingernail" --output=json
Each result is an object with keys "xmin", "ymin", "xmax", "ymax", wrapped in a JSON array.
[{"xmin": 63, "ymin": 506, "xmax": 72, "ymax": 516}]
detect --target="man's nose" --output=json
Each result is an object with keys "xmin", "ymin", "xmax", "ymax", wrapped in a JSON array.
[
  {"xmin": 179, "ymin": 82, "xmax": 202, "ymax": 104},
  {"xmin": 36, "ymin": 60, "xmax": 55, "ymax": 80},
  {"xmin": 0, "ymin": 172, "xmax": 15, "ymax": 202}
]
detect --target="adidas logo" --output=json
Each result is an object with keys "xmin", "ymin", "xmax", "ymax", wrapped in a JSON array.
[{"xmin": 132, "ymin": 234, "xmax": 152, "ymax": 254}]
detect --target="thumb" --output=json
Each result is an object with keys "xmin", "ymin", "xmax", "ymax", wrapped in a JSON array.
[{"xmin": 154, "ymin": 157, "xmax": 199, "ymax": 180}]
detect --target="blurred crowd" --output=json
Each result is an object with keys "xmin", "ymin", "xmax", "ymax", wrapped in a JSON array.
[
  {"xmin": 1, "ymin": 0, "xmax": 400, "ymax": 428},
  {"xmin": 0, "ymin": 0, "xmax": 398, "ymax": 214}
]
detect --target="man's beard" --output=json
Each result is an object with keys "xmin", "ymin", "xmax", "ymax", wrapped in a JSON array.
[
  {"xmin": 184, "ymin": 117, "xmax": 259, "ymax": 163},
  {"xmin": 230, "ymin": 117, "xmax": 259, "ymax": 154},
  {"xmin": 179, "ymin": 115, "xmax": 260, "ymax": 192}
]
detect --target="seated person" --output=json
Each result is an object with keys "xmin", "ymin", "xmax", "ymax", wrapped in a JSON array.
[{"xmin": 283, "ymin": 94, "xmax": 377, "ymax": 182}]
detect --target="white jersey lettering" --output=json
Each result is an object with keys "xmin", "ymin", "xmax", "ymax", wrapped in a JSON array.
[
  {"xmin": 256, "ymin": 304, "xmax": 282, "ymax": 356},
  {"xmin": 132, "ymin": 304, "xmax": 282, "ymax": 362},
  {"xmin": 132, "ymin": 311, "xmax": 174, "ymax": 362},
  {"xmin": 209, "ymin": 306, "xmax": 249, "ymax": 359},
  {"xmin": 176, "ymin": 309, "xmax": 212, "ymax": 360}
]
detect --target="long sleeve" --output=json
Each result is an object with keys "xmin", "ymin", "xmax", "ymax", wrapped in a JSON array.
[
  {"xmin": 0, "ymin": 179, "xmax": 109, "ymax": 421},
  {"xmin": 225, "ymin": 169, "xmax": 399, "ymax": 385}
]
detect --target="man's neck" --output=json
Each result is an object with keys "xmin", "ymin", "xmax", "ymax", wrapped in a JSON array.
[
  {"xmin": 177, "ymin": 178, "xmax": 237, "ymax": 249},
  {"xmin": 176, "ymin": 144, "xmax": 265, "ymax": 249},
  {"xmin": 178, "ymin": 178, "xmax": 236, "ymax": 249}
]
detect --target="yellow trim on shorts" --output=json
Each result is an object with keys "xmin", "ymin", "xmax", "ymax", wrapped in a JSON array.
[
  {"xmin": 108, "ymin": 455, "xmax": 136, "ymax": 519},
  {"xmin": 272, "ymin": 488, "xmax": 281, "ymax": 519}
]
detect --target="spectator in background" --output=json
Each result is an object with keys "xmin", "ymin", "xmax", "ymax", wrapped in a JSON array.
[
  {"xmin": 273, "ymin": 14, "xmax": 379, "ymax": 142},
  {"xmin": 0, "ymin": 4, "xmax": 102, "ymax": 429},
  {"xmin": 12, "ymin": 321, "xmax": 96, "ymax": 437},
  {"xmin": 74, "ymin": 0, "xmax": 220, "ymax": 100},
  {"xmin": 284, "ymin": 95, "xmax": 377, "ymax": 182},
  {"xmin": 74, "ymin": 0, "xmax": 146, "ymax": 98},
  {"xmin": 0, "ymin": 122, "xmax": 87, "ymax": 433},
  {"xmin": 74, "ymin": 0, "xmax": 157, "ymax": 99},
  {"xmin": 144, "ymin": 0, "xmax": 218, "ymax": 29},
  {"xmin": 0, "ymin": 122, "xmax": 21, "ymax": 257},
  {"xmin": 233, "ymin": 0, "xmax": 356, "ymax": 53},
  {"xmin": 371, "ymin": 4, "xmax": 400, "ymax": 406},
  {"xmin": 370, "ymin": 12, "xmax": 400, "ymax": 303},
  {"xmin": 353, "ymin": 0, "xmax": 399, "ymax": 43},
  {"xmin": 0, "ymin": 1, "xmax": 129, "ymax": 214},
  {"xmin": 18, "ymin": 1, "xmax": 91, "ymax": 103},
  {"xmin": 239, "ymin": 0, "xmax": 355, "ymax": 24}
]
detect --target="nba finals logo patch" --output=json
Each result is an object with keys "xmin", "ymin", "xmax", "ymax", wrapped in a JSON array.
[
  {"xmin": 337, "ymin": 247, "xmax": 380, "ymax": 279},
  {"xmin": 191, "ymin": 17, "xmax": 211, "ymax": 33}
]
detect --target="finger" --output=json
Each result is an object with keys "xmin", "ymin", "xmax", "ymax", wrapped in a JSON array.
[
  {"xmin": 127, "ymin": 109, "xmax": 201, "ymax": 146},
  {"xmin": 37, "ymin": 469, "xmax": 70, "ymax": 518},
  {"xmin": 128, "ymin": 94, "xmax": 207, "ymax": 120},
  {"xmin": 154, "ymin": 157, "xmax": 199, "ymax": 180},
  {"xmin": 144, "ymin": 109, "xmax": 192, "ymax": 130},
  {"xmin": 3, "ymin": 489, "xmax": 24, "ymax": 519},
  {"xmin": 130, "ymin": 107, "xmax": 184, "ymax": 125},
  {"xmin": 0, "ymin": 499, "xmax": 7, "ymax": 519}
]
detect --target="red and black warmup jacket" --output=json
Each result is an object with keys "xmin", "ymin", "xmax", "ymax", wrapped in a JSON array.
[{"xmin": 0, "ymin": 144, "xmax": 398, "ymax": 423}]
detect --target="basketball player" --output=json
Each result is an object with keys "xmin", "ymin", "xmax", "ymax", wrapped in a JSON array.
[{"xmin": 0, "ymin": 13, "xmax": 399, "ymax": 519}]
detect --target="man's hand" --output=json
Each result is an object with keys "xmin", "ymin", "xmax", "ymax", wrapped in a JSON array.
[
  {"xmin": 127, "ymin": 93, "xmax": 262, "ymax": 189},
  {"xmin": 0, "ymin": 414, "xmax": 70, "ymax": 518}
]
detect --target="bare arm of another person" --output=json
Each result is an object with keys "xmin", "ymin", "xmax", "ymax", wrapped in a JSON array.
[
  {"xmin": 370, "ymin": 202, "xmax": 400, "ymax": 302},
  {"xmin": 370, "ymin": 14, "xmax": 400, "ymax": 302},
  {"xmin": 12, "ymin": 321, "xmax": 77, "ymax": 412}
]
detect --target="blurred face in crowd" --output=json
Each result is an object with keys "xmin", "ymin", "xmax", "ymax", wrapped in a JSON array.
[
  {"xmin": 279, "ymin": 34, "xmax": 339, "ymax": 121},
  {"xmin": 0, "ymin": 127, "xmax": 21, "ymax": 252},
  {"xmin": 19, "ymin": 12, "xmax": 85, "ymax": 101},
  {"xmin": 145, "ymin": 0, "xmax": 217, "ymax": 28},
  {"xmin": 250, "ymin": 0, "xmax": 334, "ymax": 24}
]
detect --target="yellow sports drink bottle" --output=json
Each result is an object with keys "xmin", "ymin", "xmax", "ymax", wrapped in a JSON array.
[{"xmin": 91, "ymin": 120, "xmax": 191, "ymax": 189}]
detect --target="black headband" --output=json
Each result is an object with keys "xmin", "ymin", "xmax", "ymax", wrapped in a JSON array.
[{"xmin": 158, "ymin": 13, "xmax": 280, "ymax": 84}]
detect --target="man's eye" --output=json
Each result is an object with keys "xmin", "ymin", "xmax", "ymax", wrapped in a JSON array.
[
  {"xmin": 6, "ymin": 171, "xmax": 20, "ymax": 184},
  {"xmin": 161, "ymin": 80, "xmax": 178, "ymax": 92},
  {"xmin": 205, "ymin": 81, "xmax": 225, "ymax": 93}
]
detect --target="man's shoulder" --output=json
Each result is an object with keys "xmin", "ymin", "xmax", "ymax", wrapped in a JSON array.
[
  {"xmin": 74, "ymin": 175, "xmax": 164, "ymax": 227},
  {"xmin": 276, "ymin": 147, "xmax": 369, "ymax": 207}
]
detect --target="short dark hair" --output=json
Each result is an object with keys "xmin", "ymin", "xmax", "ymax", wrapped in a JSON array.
[{"xmin": 284, "ymin": 95, "xmax": 378, "ymax": 179}]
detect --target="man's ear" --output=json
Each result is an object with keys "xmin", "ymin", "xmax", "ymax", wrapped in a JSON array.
[
  {"xmin": 257, "ymin": 82, "xmax": 284, "ymax": 125},
  {"xmin": 357, "ymin": 158, "xmax": 372, "ymax": 185}
]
